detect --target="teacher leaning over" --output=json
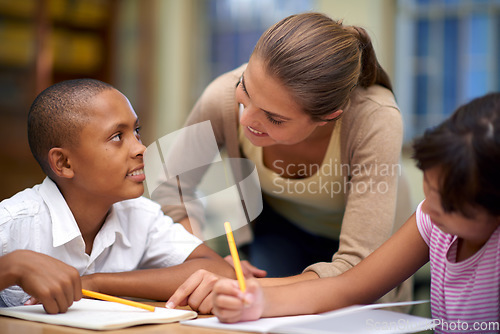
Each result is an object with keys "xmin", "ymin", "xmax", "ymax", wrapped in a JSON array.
[{"xmin": 153, "ymin": 12, "xmax": 413, "ymax": 313}]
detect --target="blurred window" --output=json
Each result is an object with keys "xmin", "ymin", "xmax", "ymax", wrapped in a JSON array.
[
  {"xmin": 395, "ymin": 0, "xmax": 500, "ymax": 142},
  {"xmin": 207, "ymin": 0, "xmax": 314, "ymax": 80}
]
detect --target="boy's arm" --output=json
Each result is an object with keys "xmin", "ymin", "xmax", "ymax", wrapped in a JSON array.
[
  {"xmin": 164, "ymin": 267, "xmax": 314, "ymax": 314},
  {"xmin": 81, "ymin": 243, "xmax": 235, "ymax": 310},
  {"xmin": 213, "ymin": 213, "xmax": 430, "ymax": 322},
  {"xmin": 0, "ymin": 250, "xmax": 82, "ymax": 314}
]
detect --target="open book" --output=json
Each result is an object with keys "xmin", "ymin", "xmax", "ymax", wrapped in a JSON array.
[
  {"xmin": 0, "ymin": 298, "xmax": 197, "ymax": 330},
  {"xmin": 182, "ymin": 301, "xmax": 435, "ymax": 334}
]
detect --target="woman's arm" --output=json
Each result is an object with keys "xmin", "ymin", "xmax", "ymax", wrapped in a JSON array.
[
  {"xmin": 258, "ymin": 271, "xmax": 319, "ymax": 286},
  {"xmin": 306, "ymin": 90, "xmax": 407, "ymax": 278},
  {"xmin": 213, "ymin": 213, "xmax": 429, "ymax": 322}
]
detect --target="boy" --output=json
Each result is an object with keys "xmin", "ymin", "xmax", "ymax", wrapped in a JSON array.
[{"xmin": 0, "ymin": 79, "xmax": 234, "ymax": 314}]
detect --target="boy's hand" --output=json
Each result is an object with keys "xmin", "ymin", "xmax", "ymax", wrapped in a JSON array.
[
  {"xmin": 80, "ymin": 273, "xmax": 101, "ymax": 292},
  {"xmin": 212, "ymin": 278, "xmax": 264, "ymax": 323},
  {"xmin": 6, "ymin": 250, "xmax": 82, "ymax": 314},
  {"xmin": 165, "ymin": 269, "xmax": 221, "ymax": 314},
  {"xmin": 224, "ymin": 255, "xmax": 267, "ymax": 278}
]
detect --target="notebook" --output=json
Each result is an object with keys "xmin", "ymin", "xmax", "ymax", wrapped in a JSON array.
[
  {"xmin": 182, "ymin": 300, "xmax": 435, "ymax": 333},
  {"xmin": 0, "ymin": 298, "xmax": 197, "ymax": 330}
]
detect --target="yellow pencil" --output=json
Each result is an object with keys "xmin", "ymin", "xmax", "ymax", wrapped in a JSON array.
[
  {"xmin": 82, "ymin": 289, "xmax": 155, "ymax": 312},
  {"xmin": 224, "ymin": 221, "xmax": 246, "ymax": 292}
]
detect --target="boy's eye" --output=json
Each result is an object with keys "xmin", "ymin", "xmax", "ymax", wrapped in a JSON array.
[
  {"xmin": 111, "ymin": 133, "xmax": 122, "ymax": 142},
  {"xmin": 134, "ymin": 127, "xmax": 141, "ymax": 139}
]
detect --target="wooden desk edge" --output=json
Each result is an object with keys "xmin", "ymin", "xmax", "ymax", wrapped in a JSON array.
[{"xmin": 0, "ymin": 301, "xmax": 250, "ymax": 334}]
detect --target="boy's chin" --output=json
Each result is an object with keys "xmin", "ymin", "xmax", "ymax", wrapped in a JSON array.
[{"xmin": 125, "ymin": 184, "xmax": 145, "ymax": 200}]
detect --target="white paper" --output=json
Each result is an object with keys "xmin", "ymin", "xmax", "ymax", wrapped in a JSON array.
[
  {"xmin": 182, "ymin": 300, "xmax": 435, "ymax": 334},
  {"xmin": 0, "ymin": 298, "xmax": 197, "ymax": 330},
  {"xmin": 182, "ymin": 314, "xmax": 321, "ymax": 333}
]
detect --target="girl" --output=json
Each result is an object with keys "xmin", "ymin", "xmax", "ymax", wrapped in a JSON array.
[{"xmin": 212, "ymin": 92, "xmax": 500, "ymax": 332}]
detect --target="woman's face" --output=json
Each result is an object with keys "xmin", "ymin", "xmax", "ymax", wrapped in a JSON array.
[{"xmin": 236, "ymin": 56, "xmax": 330, "ymax": 147}]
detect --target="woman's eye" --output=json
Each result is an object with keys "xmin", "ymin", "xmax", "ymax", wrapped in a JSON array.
[
  {"xmin": 266, "ymin": 113, "xmax": 284, "ymax": 125},
  {"xmin": 240, "ymin": 81, "xmax": 247, "ymax": 94},
  {"xmin": 134, "ymin": 127, "xmax": 141, "ymax": 138}
]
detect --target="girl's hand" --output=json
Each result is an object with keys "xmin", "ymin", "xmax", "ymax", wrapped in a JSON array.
[{"xmin": 212, "ymin": 278, "xmax": 264, "ymax": 323}]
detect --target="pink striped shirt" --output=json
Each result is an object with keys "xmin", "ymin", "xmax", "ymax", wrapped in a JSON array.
[{"xmin": 416, "ymin": 201, "xmax": 500, "ymax": 333}]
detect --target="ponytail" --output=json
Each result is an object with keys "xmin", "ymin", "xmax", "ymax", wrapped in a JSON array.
[
  {"xmin": 253, "ymin": 12, "xmax": 393, "ymax": 121},
  {"xmin": 350, "ymin": 26, "xmax": 393, "ymax": 92}
]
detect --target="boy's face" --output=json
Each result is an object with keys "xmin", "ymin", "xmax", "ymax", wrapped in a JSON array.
[{"xmin": 67, "ymin": 89, "xmax": 146, "ymax": 204}]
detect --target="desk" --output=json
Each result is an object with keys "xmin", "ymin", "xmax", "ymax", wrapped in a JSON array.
[{"xmin": 0, "ymin": 301, "xmax": 250, "ymax": 334}]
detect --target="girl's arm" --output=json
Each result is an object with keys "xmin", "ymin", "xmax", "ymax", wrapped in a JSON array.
[{"xmin": 213, "ymin": 213, "xmax": 429, "ymax": 322}]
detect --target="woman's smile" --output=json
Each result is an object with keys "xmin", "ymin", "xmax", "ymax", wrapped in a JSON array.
[{"xmin": 247, "ymin": 125, "xmax": 267, "ymax": 136}]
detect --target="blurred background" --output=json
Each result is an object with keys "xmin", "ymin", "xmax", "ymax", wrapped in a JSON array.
[
  {"xmin": 1, "ymin": 0, "xmax": 499, "ymax": 319},
  {"xmin": 2, "ymin": 0, "xmax": 499, "ymax": 202}
]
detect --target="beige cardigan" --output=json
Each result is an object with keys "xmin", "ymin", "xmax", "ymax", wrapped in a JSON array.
[{"xmin": 153, "ymin": 64, "xmax": 413, "ymax": 307}]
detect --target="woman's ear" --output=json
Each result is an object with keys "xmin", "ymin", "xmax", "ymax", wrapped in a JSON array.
[
  {"xmin": 318, "ymin": 109, "xmax": 343, "ymax": 126},
  {"xmin": 47, "ymin": 147, "xmax": 74, "ymax": 179}
]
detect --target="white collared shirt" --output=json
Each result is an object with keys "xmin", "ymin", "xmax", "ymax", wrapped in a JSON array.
[{"xmin": 0, "ymin": 177, "xmax": 202, "ymax": 307}]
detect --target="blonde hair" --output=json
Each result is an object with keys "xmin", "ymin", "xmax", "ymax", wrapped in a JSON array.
[{"xmin": 252, "ymin": 12, "xmax": 392, "ymax": 121}]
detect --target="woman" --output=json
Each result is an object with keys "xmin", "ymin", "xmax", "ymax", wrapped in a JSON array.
[{"xmin": 155, "ymin": 12, "xmax": 413, "ymax": 312}]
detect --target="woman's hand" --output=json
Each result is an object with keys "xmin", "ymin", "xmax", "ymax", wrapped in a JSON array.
[
  {"xmin": 212, "ymin": 278, "xmax": 264, "ymax": 323},
  {"xmin": 165, "ymin": 269, "xmax": 221, "ymax": 314},
  {"xmin": 224, "ymin": 255, "xmax": 267, "ymax": 278}
]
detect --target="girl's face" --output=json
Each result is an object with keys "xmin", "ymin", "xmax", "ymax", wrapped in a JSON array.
[
  {"xmin": 236, "ymin": 56, "xmax": 331, "ymax": 147},
  {"xmin": 421, "ymin": 166, "xmax": 500, "ymax": 247}
]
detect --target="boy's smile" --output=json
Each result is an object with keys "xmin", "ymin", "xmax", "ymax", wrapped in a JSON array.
[
  {"xmin": 127, "ymin": 166, "xmax": 145, "ymax": 181},
  {"xmin": 66, "ymin": 88, "xmax": 146, "ymax": 206}
]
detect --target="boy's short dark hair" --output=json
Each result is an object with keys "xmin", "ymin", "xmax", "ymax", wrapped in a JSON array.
[
  {"xmin": 413, "ymin": 92, "xmax": 500, "ymax": 217},
  {"xmin": 28, "ymin": 78, "xmax": 114, "ymax": 176}
]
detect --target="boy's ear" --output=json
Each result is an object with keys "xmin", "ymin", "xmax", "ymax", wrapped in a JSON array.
[
  {"xmin": 47, "ymin": 147, "xmax": 74, "ymax": 179},
  {"xmin": 318, "ymin": 109, "xmax": 343, "ymax": 126}
]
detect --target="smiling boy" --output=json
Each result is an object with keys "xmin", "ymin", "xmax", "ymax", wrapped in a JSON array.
[{"xmin": 0, "ymin": 79, "xmax": 234, "ymax": 313}]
